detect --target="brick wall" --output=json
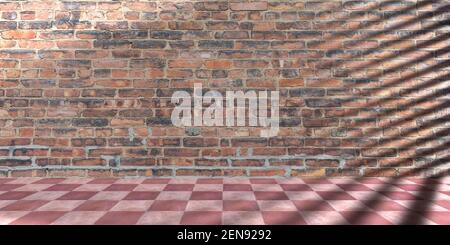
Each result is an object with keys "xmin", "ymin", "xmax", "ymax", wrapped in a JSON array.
[{"xmin": 0, "ymin": 0, "xmax": 448, "ymax": 178}]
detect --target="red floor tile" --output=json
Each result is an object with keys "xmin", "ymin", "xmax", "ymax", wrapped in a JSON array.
[
  {"xmin": 0, "ymin": 177, "xmax": 448, "ymax": 225},
  {"xmin": 292, "ymin": 200, "xmax": 335, "ymax": 211},
  {"xmin": 363, "ymin": 200, "xmax": 409, "ymax": 211},
  {"xmin": 337, "ymin": 184, "xmax": 373, "ymax": 191},
  {"xmin": 380, "ymin": 191, "xmax": 422, "ymax": 200},
  {"xmin": 340, "ymin": 211, "xmax": 392, "ymax": 225},
  {"xmin": 124, "ymin": 191, "xmax": 160, "ymax": 200},
  {"xmin": 142, "ymin": 179, "xmax": 170, "ymax": 184},
  {"xmin": 0, "ymin": 184, "xmax": 24, "ymax": 191},
  {"xmin": 262, "ymin": 211, "xmax": 306, "ymax": 225},
  {"xmin": 74, "ymin": 200, "xmax": 117, "ymax": 211},
  {"xmin": 87, "ymin": 179, "xmax": 117, "ymax": 184},
  {"xmin": 32, "ymin": 178, "xmax": 65, "ymax": 184},
  {"xmin": 280, "ymin": 184, "xmax": 312, "ymax": 191},
  {"xmin": 254, "ymin": 191, "xmax": 289, "ymax": 200},
  {"xmin": 163, "ymin": 184, "xmax": 194, "ymax": 191},
  {"xmin": 1, "ymin": 200, "xmax": 48, "ymax": 211},
  {"xmin": 317, "ymin": 191, "xmax": 356, "ymax": 200},
  {"xmin": 58, "ymin": 191, "xmax": 97, "ymax": 200},
  {"xmin": 149, "ymin": 200, "xmax": 187, "ymax": 211},
  {"xmin": 95, "ymin": 211, "xmax": 144, "ymax": 225},
  {"xmin": 0, "ymin": 191, "xmax": 34, "ymax": 200},
  {"xmin": 10, "ymin": 211, "xmax": 66, "ymax": 225},
  {"xmin": 224, "ymin": 200, "xmax": 259, "ymax": 211},
  {"xmin": 190, "ymin": 191, "xmax": 222, "ymax": 200},
  {"xmin": 44, "ymin": 184, "xmax": 81, "ymax": 191},
  {"xmin": 250, "ymin": 179, "xmax": 277, "ymax": 184},
  {"xmin": 434, "ymin": 200, "xmax": 450, "ymax": 210},
  {"xmin": 223, "ymin": 184, "xmax": 252, "ymax": 191},
  {"xmin": 197, "ymin": 179, "xmax": 223, "ymax": 184},
  {"xmin": 395, "ymin": 184, "xmax": 431, "ymax": 192},
  {"xmin": 425, "ymin": 211, "xmax": 450, "ymax": 225},
  {"xmin": 0, "ymin": 179, "xmax": 15, "ymax": 184},
  {"xmin": 104, "ymin": 184, "xmax": 137, "ymax": 191},
  {"xmin": 303, "ymin": 179, "xmax": 332, "ymax": 184},
  {"xmin": 180, "ymin": 211, "xmax": 222, "ymax": 225}
]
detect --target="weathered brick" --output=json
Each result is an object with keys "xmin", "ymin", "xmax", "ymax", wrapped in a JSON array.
[
  {"xmin": 72, "ymin": 118, "xmax": 109, "ymax": 127},
  {"xmin": 1, "ymin": 30, "xmax": 36, "ymax": 39},
  {"xmin": 230, "ymin": 2, "xmax": 268, "ymax": 11},
  {"xmin": 0, "ymin": 0, "xmax": 445, "ymax": 178}
]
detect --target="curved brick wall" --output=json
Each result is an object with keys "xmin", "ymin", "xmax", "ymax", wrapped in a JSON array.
[{"xmin": 0, "ymin": 0, "xmax": 448, "ymax": 178}]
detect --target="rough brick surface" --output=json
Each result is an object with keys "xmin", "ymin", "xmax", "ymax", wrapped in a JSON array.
[{"xmin": 0, "ymin": 0, "xmax": 448, "ymax": 177}]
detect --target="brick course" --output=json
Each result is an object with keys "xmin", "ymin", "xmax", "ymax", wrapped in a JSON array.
[{"xmin": 0, "ymin": 0, "xmax": 448, "ymax": 177}]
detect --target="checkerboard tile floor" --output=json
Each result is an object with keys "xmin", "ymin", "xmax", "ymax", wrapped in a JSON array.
[{"xmin": 0, "ymin": 177, "xmax": 449, "ymax": 225}]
